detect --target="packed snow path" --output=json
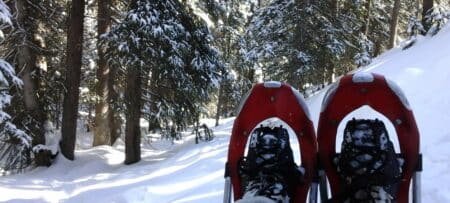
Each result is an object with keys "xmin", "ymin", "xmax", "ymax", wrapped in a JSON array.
[{"xmin": 1, "ymin": 25, "xmax": 450, "ymax": 203}]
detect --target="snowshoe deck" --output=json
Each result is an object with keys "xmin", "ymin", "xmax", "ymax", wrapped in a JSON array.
[
  {"xmin": 224, "ymin": 82, "xmax": 317, "ymax": 203},
  {"xmin": 317, "ymin": 73, "xmax": 421, "ymax": 203}
]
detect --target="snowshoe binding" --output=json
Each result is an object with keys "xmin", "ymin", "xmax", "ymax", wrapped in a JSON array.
[
  {"xmin": 333, "ymin": 119, "xmax": 402, "ymax": 203},
  {"xmin": 238, "ymin": 125, "xmax": 304, "ymax": 203}
]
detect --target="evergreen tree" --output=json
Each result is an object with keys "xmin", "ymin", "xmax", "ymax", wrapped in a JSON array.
[
  {"xmin": 1, "ymin": 0, "xmax": 46, "ymax": 149},
  {"xmin": 368, "ymin": 0, "xmax": 392, "ymax": 56},
  {"xmin": 244, "ymin": 0, "xmax": 370, "ymax": 94},
  {"xmin": 0, "ymin": 0, "xmax": 67, "ymax": 166},
  {"xmin": 105, "ymin": 0, "xmax": 224, "ymax": 163},
  {"xmin": 389, "ymin": 0, "xmax": 401, "ymax": 48},
  {"xmin": 0, "ymin": 0, "xmax": 32, "ymax": 174},
  {"xmin": 423, "ymin": 3, "xmax": 450, "ymax": 36},
  {"xmin": 193, "ymin": 0, "xmax": 253, "ymax": 124}
]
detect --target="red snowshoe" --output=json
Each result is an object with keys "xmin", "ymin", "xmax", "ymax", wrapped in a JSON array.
[
  {"xmin": 317, "ymin": 73, "xmax": 421, "ymax": 203},
  {"xmin": 224, "ymin": 81, "xmax": 317, "ymax": 203}
]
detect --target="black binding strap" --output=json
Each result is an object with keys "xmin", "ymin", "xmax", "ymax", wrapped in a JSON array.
[
  {"xmin": 224, "ymin": 161, "xmax": 230, "ymax": 178},
  {"xmin": 415, "ymin": 153, "xmax": 423, "ymax": 172}
]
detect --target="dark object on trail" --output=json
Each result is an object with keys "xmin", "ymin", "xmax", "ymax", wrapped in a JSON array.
[
  {"xmin": 34, "ymin": 146, "xmax": 59, "ymax": 167},
  {"xmin": 195, "ymin": 123, "xmax": 214, "ymax": 144}
]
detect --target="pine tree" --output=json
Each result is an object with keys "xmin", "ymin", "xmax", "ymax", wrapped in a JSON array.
[
  {"xmin": 244, "ymin": 0, "xmax": 369, "ymax": 94},
  {"xmin": 0, "ymin": 0, "xmax": 68, "ymax": 168},
  {"xmin": 193, "ymin": 0, "xmax": 252, "ymax": 125},
  {"xmin": 423, "ymin": 3, "xmax": 450, "ymax": 36},
  {"xmin": 389, "ymin": 0, "xmax": 401, "ymax": 48},
  {"xmin": 105, "ymin": 0, "xmax": 223, "ymax": 163},
  {"xmin": 369, "ymin": 0, "xmax": 392, "ymax": 56},
  {"xmin": 1, "ymin": 0, "xmax": 46, "ymax": 148},
  {"xmin": 0, "ymin": 59, "xmax": 31, "ymax": 174},
  {"xmin": 0, "ymin": 0, "xmax": 32, "ymax": 174}
]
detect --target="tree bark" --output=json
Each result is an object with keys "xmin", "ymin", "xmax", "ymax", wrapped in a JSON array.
[
  {"xmin": 124, "ymin": 68, "xmax": 142, "ymax": 165},
  {"xmin": 215, "ymin": 84, "xmax": 223, "ymax": 126},
  {"xmin": 122, "ymin": 0, "xmax": 141, "ymax": 163},
  {"xmin": 363, "ymin": 0, "xmax": 372, "ymax": 36},
  {"xmin": 374, "ymin": 40, "xmax": 382, "ymax": 56},
  {"xmin": 389, "ymin": 0, "xmax": 401, "ymax": 48},
  {"xmin": 331, "ymin": 0, "xmax": 338, "ymax": 18},
  {"xmin": 422, "ymin": 0, "xmax": 434, "ymax": 33},
  {"xmin": 108, "ymin": 67, "xmax": 120, "ymax": 145},
  {"xmin": 93, "ymin": 0, "xmax": 112, "ymax": 146},
  {"xmin": 15, "ymin": 0, "xmax": 46, "ymax": 147},
  {"xmin": 60, "ymin": 0, "xmax": 85, "ymax": 160}
]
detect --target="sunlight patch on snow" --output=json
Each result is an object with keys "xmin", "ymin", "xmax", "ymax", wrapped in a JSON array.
[
  {"xmin": 0, "ymin": 187, "xmax": 67, "ymax": 203},
  {"xmin": 404, "ymin": 67, "xmax": 424, "ymax": 76},
  {"xmin": 171, "ymin": 190, "xmax": 223, "ymax": 203},
  {"xmin": 66, "ymin": 165, "xmax": 220, "ymax": 199},
  {"xmin": 146, "ymin": 170, "xmax": 223, "ymax": 195},
  {"xmin": 144, "ymin": 162, "xmax": 194, "ymax": 180}
]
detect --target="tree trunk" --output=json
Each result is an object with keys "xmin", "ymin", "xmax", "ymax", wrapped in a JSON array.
[
  {"xmin": 15, "ymin": 0, "xmax": 46, "ymax": 147},
  {"xmin": 93, "ymin": 0, "xmax": 112, "ymax": 146},
  {"xmin": 389, "ymin": 0, "xmax": 401, "ymax": 48},
  {"xmin": 215, "ymin": 84, "xmax": 223, "ymax": 126},
  {"xmin": 363, "ymin": 0, "xmax": 372, "ymax": 35},
  {"xmin": 374, "ymin": 40, "xmax": 382, "ymax": 56},
  {"xmin": 60, "ymin": 0, "xmax": 85, "ymax": 160},
  {"xmin": 108, "ymin": 64, "xmax": 120, "ymax": 145},
  {"xmin": 422, "ymin": 0, "xmax": 434, "ymax": 33},
  {"xmin": 55, "ymin": 91, "xmax": 61, "ymax": 129},
  {"xmin": 331, "ymin": 0, "xmax": 338, "ymax": 18},
  {"xmin": 124, "ymin": 68, "xmax": 142, "ymax": 164},
  {"xmin": 327, "ymin": 0, "xmax": 337, "ymax": 84}
]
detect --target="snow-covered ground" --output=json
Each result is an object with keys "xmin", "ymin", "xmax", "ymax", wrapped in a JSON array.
[{"xmin": 1, "ymin": 25, "xmax": 450, "ymax": 202}]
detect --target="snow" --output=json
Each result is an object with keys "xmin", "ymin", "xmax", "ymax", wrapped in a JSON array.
[
  {"xmin": 2, "ymin": 23, "xmax": 450, "ymax": 203},
  {"xmin": 320, "ymin": 81, "xmax": 339, "ymax": 113},
  {"xmin": 352, "ymin": 72, "xmax": 374, "ymax": 83},
  {"xmin": 0, "ymin": 1, "xmax": 11, "ymax": 25},
  {"xmin": 386, "ymin": 78, "xmax": 411, "ymax": 110},
  {"xmin": 263, "ymin": 81, "xmax": 282, "ymax": 88},
  {"xmin": 290, "ymin": 87, "xmax": 311, "ymax": 121},
  {"xmin": 0, "ymin": 59, "xmax": 23, "ymax": 87}
]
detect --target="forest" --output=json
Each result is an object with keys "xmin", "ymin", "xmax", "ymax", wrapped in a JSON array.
[{"xmin": 0, "ymin": 0, "xmax": 449, "ymax": 175}]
